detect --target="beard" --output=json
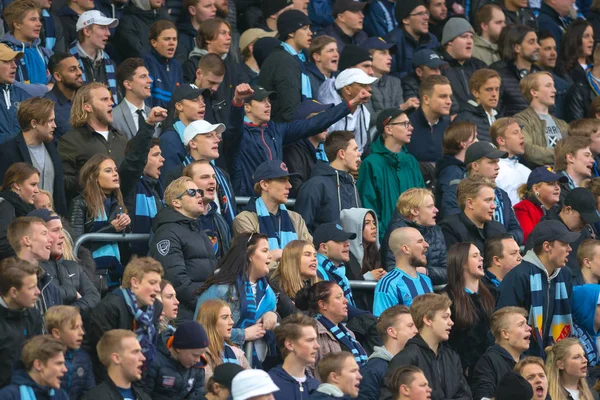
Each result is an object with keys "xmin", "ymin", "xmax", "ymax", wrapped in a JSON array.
[
  {"xmin": 91, "ymin": 104, "xmax": 111, "ymax": 127},
  {"xmin": 408, "ymin": 253, "xmax": 427, "ymax": 268}
]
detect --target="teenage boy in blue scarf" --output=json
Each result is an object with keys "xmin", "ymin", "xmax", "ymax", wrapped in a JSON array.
[
  {"xmin": 497, "ymin": 220, "xmax": 579, "ymax": 357},
  {"xmin": 0, "ymin": 335, "xmax": 69, "ymax": 399},
  {"xmin": 87, "ymin": 257, "xmax": 164, "ymax": 381}
]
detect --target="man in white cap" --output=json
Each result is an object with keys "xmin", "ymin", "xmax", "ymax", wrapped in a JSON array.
[
  {"xmin": 232, "ymin": 369, "xmax": 280, "ymax": 400},
  {"xmin": 0, "ymin": 44, "xmax": 31, "ymax": 144},
  {"xmin": 322, "ymin": 68, "xmax": 377, "ymax": 153},
  {"xmin": 69, "ymin": 10, "xmax": 119, "ymax": 104}
]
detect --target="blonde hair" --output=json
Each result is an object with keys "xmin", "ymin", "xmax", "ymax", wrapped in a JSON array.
[
  {"xmin": 271, "ymin": 240, "xmax": 320, "ymax": 298},
  {"xmin": 60, "ymin": 220, "xmax": 77, "ymax": 261},
  {"xmin": 45, "ymin": 305, "xmax": 81, "ymax": 333},
  {"xmin": 7, "ymin": 216, "xmax": 45, "ymax": 253},
  {"xmin": 490, "ymin": 306, "xmax": 528, "ymax": 342},
  {"xmin": 3, "ymin": 0, "xmax": 41, "ymax": 34},
  {"xmin": 396, "ymin": 188, "xmax": 434, "ymax": 218},
  {"xmin": 196, "ymin": 299, "xmax": 232, "ymax": 367},
  {"xmin": 70, "ymin": 82, "xmax": 108, "ymax": 128},
  {"xmin": 490, "ymin": 117, "xmax": 519, "ymax": 147},
  {"xmin": 165, "ymin": 176, "xmax": 192, "ymax": 208},
  {"xmin": 554, "ymin": 136, "xmax": 592, "ymax": 172},
  {"xmin": 515, "ymin": 356, "xmax": 546, "ymax": 375},
  {"xmin": 520, "ymin": 71, "xmax": 554, "ymax": 103},
  {"xmin": 456, "ymin": 177, "xmax": 496, "ymax": 210},
  {"xmin": 410, "ymin": 293, "xmax": 452, "ymax": 331},
  {"xmin": 545, "ymin": 338, "xmax": 594, "ymax": 400},
  {"xmin": 121, "ymin": 257, "xmax": 163, "ymax": 289},
  {"xmin": 21, "ymin": 335, "xmax": 66, "ymax": 371},
  {"xmin": 35, "ymin": 189, "xmax": 54, "ymax": 210},
  {"xmin": 97, "ymin": 329, "xmax": 137, "ymax": 367}
]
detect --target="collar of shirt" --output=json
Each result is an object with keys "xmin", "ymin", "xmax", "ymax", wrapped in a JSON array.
[
  {"xmin": 76, "ymin": 41, "xmax": 104, "ymax": 63},
  {"xmin": 125, "ymin": 98, "xmax": 145, "ymax": 117}
]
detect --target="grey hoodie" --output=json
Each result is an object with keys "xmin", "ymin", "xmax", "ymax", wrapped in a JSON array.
[
  {"xmin": 522, "ymin": 249, "xmax": 561, "ymax": 281},
  {"xmin": 368, "ymin": 345, "xmax": 393, "ymax": 362},
  {"xmin": 340, "ymin": 208, "xmax": 380, "ymax": 268}
]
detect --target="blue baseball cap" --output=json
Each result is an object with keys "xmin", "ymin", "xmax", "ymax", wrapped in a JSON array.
[
  {"xmin": 527, "ymin": 166, "xmax": 568, "ymax": 188},
  {"xmin": 253, "ymin": 160, "xmax": 298, "ymax": 184},
  {"xmin": 360, "ymin": 37, "xmax": 394, "ymax": 51},
  {"xmin": 411, "ymin": 49, "xmax": 448, "ymax": 69},
  {"xmin": 529, "ymin": 220, "xmax": 581, "ymax": 248},
  {"xmin": 313, "ymin": 222, "xmax": 357, "ymax": 248},
  {"xmin": 293, "ymin": 99, "xmax": 334, "ymax": 120}
]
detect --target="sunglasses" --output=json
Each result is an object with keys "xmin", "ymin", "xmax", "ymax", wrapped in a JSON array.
[{"xmin": 176, "ymin": 188, "xmax": 204, "ymax": 199}]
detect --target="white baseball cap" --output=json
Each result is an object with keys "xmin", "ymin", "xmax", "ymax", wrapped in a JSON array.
[
  {"xmin": 76, "ymin": 10, "xmax": 119, "ymax": 32},
  {"xmin": 231, "ymin": 370, "xmax": 280, "ymax": 400},
  {"xmin": 183, "ymin": 120, "xmax": 226, "ymax": 146},
  {"xmin": 334, "ymin": 68, "xmax": 378, "ymax": 90}
]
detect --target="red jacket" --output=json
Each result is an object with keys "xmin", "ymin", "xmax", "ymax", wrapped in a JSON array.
[{"xmin": 513, "ymin": 199, "xmax": 545, "ymax": 243}]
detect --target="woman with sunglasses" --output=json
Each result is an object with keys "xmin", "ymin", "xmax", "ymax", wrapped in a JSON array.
[
  {"xmin": 194, "ymin": 232, "xmax": 278, "ymax": 367},
  {"xmin": 150, "ymin": 176, "xmax": 218, "ymax": 321},
  {"xmin": 357, "ymin": 108, "xmax": 424, "ymax": 243}
]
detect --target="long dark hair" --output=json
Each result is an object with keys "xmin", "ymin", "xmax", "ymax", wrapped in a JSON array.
[
  {"xmin": 195, "ymin": 232, "xmax": 268, "ymax": 296},
  {"xmin": 445, "ymin": 243, "xmax": 495, "ymax": 330},
  {"xmin": 498, "ymin": 24, "xmax": 535, "ymax": 62},
  {"xmin": 559, "ymin": 19, "xmax": 593, "ymax": 74},
  {"xmin": 361, "ymin": 211, "xmax": 381, "ymax": 274}
]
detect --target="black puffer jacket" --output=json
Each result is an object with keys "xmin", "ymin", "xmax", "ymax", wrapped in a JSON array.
[
  {"xmin": 87, "ymin": 291, "xmax": 163, "ymax": 380},
  {"xmin": 143, "ymin": 330, "xmax": 205, "ymax": 399},
  {"xmin": 40, "ymin": 258, "xmax": 100, "ymax": 321},
  {"xmin": 401, "ymin": 72, "xmax": 420, "ymax": 101},
  {"xmin": 0, "ymin": 304, "xmax": 43, "ymax": 388},
  {"xmin": 381, "ymin": 335, "xmax": 471, "ymax": 400},
  {"xmin": 439, "ymin": 49, "xmax": 488, "ymax": 115},
  {"xmin": 380, "ymin": 210, "xmax": 447, "ymax": 285},
  {"xmin": 566, "ymin": 81, "xmax": 595, "ymax": 122},
  {"xmin": 440, "ymin": 211, "xmax": 507, "ymax": 252},
  {"xmin": 149, "ymin": 207, "xmax": 217, "ymax": 321},
  {"xmin": 453, "ymin": 101, "xmax": 493, "ymax": 142},
  {"xmin": 114, "ymin": 2, "xmax": 170, "ymax": 59},
  {"xmin": 497, "ymin": 2, "xmax": 538, "ymax": 29},
  {"xmin": 492, "ymin": 61, "xmax": 540, "ymax": 117},
  {"xmin": 0, "ymin": 190, "xmax": 34, "ymax": 260},
  {"xmin": 469, "ymin": 344, "xmax": 517, "ymax": 400},
  {"xmin": 81, "ymin": 377, "xmax": 151, "ymax": 400}
]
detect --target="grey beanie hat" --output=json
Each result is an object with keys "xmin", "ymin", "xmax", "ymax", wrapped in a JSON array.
[{"xmin": 441, "ymin": 17, "xmax": 473, "ymax": 46}]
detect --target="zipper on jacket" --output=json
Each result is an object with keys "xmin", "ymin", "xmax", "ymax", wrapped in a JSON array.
[
  {"xmin": 260, "ymin": 127, "xmax": 273, "ymax": 160},
  {"xmin": 299, "ymin": 381, "xmax": 304, "ymax": 392}
]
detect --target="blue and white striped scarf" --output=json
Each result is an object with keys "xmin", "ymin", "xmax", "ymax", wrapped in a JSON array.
[
  {"xmin": 255, "ymin": 197, "xmax": 297, "ymax": 250},
  {"xmin": 69, "ymin": 40, "xmax": 118, "ymax": 104},
  {"xmin": 316, "ymin": 253, "xmax": 355, "ymax": 306},
  {"xmin": 91, "ymin": 199, "xmax": 122, "ymax": 286},
  {"xmin": 587, "ymin": 66, "xmax": 600, "ymax": 96},
  {"xmin": 281, "ymin": 42, "xmax": 312, "ymax": 99},
  {"xmin": 117, "ymin": 287, "xmax": 157, "ymax": 367},
  {"xmin": 316, "ymin": 315, "xmax": 367, "ymax": 366},
  {"xmin": 41, "ymin": 10, "xmax": 56, "ymax": 51},
  {"xmin": 223, "ymin": 343, "xmax": 239, "ymax": 364}
]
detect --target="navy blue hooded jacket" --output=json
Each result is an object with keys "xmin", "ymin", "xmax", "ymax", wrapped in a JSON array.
[
  {"xmin": 269, "ymin": 366, "xmax": 319, "ymax": 400},
  {"xmin": 572, "ymin": 284, "xmax": 600, "ymax": 367},
  {"xmin": 37, "ymin": 271, "xmax": 62, "ymax": 317},
  {"xmin": 226, "ymin": 101, "xmax": 354, "ymax": 197},
  {"xmin": 357, "ymin": 346, "xmax": 394, "ymax": 400},
  {"xmin": 143, "ymin": 49, "xmax": 183, "ymax": 108},
  {"xmin": 0, "ymin": 83, "xmax": 31, "ymax": 144},
  {"xmin": 0, "ymin": 367, "xmax": 69, "ymax": 399},
  {"xmin": 363, "ymin": 0, "xmax": 397, "ymax": 38},
  {"xmin": 174, "ymin": 20, "xmax": 197, "ymax": 64},
  {"xmin": 44, "ymin": 84, "xmax": 72, "ymax": 141},
  {"xmin": 295, "ymin": 161, "xmax": 361, "ymax": 233},
  {"xmin": 62, "ymin": 348, "xmax": 95, "ymax": 399},
  {"xmin": 385, "ymin": 28, "xmax": 439, "ymax": 78},
  {"xmin": 434, "ymin": 154, "xmax": 465, "ymax": 221}
]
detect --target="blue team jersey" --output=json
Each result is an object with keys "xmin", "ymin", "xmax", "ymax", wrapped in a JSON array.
[{"xmin": 373, "ymin": 268, "xmax": 433, "ymax": 316}]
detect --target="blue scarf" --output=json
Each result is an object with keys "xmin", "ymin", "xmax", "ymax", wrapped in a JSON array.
[
  {"xmin": 316, "ymin": 142, "xmax": 328, "ymax": 162},
  {"xmin": 117, "ymin": 287, "xmax": 157, "ymax": 367},
  {"xmin": 375, "ymin": 1, "xmax": 396, "ymax": 32},
  {"xmin": 223, "ymin": 343, "xmax": 239, "ymax": 364},
  {"xmin": 316, "ymin": 253, "xmax": 355, "ymax": 306},
  {"xmin": 183, "ymin": 154, "xmax": 236, "ymax": 227},
  {"xmin": 587, "ymin": 66, "xmax": 600, "ymax": 96},
  {"xmin": 493, "ymin": 188, "xmax": 505, "ymax": 226},
  {"xmin": 132, "ymin": 176, "xmax": 164, "ymax": 255},
  {"xmin": 19, "ymin": 385, "xmax": 56, "ymax": 399},
  {"xmin": 42, "ymin": 10, "xmax": 56, "ymax": 51},
  {"xmin": 91, "ymin": 198, "xmax": 122, "ymax": 286},
  {"xmin": 281, "ymin": 42, "xmax": 312, "ymax": 99},
  {"xmin": 316, "ymin": 315, "xmax": 367, "ymax": 366},
  {"xmin": 560, "ymin": 170, "xmax": 577, "ymax": 190},
  {"xmin": 3, "ymin": 38, "xmax": 49, "ymax": 85},
  {"xmin": 174, "ymin": 120, "xmax": 187, "ymax": 144},
  {"xmin": 69, "ymin": 40, "xmax": 118, "ymax": 104},
  {"xmin": 255, "ymin": 197, "xmax": 297, "ymax": 250}
]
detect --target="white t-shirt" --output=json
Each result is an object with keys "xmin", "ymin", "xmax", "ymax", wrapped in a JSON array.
[
  {"xmin": 96, "ymin": 130, "xmax": 109, "ymax": 141},
  {"xmin": 565, "ymin": 387, "xmax": 580, "ymax": 400}
]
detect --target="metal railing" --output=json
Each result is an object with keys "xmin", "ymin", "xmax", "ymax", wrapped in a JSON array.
[
  {"xmin": 236, "ymin": 196, "xmax": 296, "ymax": 208},
  {"xmin": 73, "ymin": 233, "xmax": 151, "ymax": 255},
  {"xmin": 349, "ymin": 280, "xmax": 447, "ymax": 293}
]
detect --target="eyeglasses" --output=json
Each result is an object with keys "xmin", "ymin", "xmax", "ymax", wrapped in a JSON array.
[
  {"xmin": 409, "ymin": 10, "xmax": 430, "ymax": 17},
  {"xmin": 388, "ymin": 121, "xmax": 412, "ymax": 129},
  {"xmin": 176, "ymin": 188, "xmax": 204, "ymax": 199}
]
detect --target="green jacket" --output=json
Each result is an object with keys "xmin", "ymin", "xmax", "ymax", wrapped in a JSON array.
[{"xmin": 357, "ymin": 137, "xmax": 425, "ymax": 240}]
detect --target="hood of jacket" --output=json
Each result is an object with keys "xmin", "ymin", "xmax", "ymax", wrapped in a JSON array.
[
  {"xmin": 131, "ymin": 0, "xmax": 151, "ymax": 11},
  {"xmin": 189, "ymin": 46, "xmax": 227, "ymax": 60},
  {"xmin": 486, "ymin": 344, "xmax": 519, "ymax": 364},
  {"xmin": 310, "ymin": 161, "xmax": 352, "ymax": 181},
  {"xmin": 176, "ymin": 20, "xmax": 198, "ymax": 38},
  {"xmin": 522, "ymin": 250, "xmax": 562, "ymax": 280},
  {"xmin": 370, "ymin": 135, "xmax": 418, "ymax": 169},
  {"xmin": 368, "ymin": 345, "xmax": 393, "ymax": 362},
  {"xmin": 57, "ymin": 4, "xmax": 79, "ymax": 17},
  {"xmin": 10, "ymin": 368, "xmax": 57, "ymax": 397},
  {"xmin": 434, "ymin": 154, "xmax": 465, "ymax": 179},
  {"xmin": 572, "ymin": 284, "xmax": 600, "ymax": 336},
  {"xmin": 151, "ymin": 206, "xmax": 200, "ymax": 232},
  {"xmin": 1, "ymin": 33, "xmax": 43, "ymax": 49},
  {"xmin": 462, "ymin": 100, "xmax": 488, "ymax": 117},
  {"xmin": 340, "ymin": 208, "xmax": 380, "ymax": 266},
  {"xmin": 317, "ymin": 383, "xmax": 346, "ymax": 397}
]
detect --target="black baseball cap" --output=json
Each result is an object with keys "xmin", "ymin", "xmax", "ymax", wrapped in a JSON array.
[
  {"xmin": 262, "ymin": 0, "xmax": 292, "ymax": 18},
  {"xmin": 360, "ymin": 37, "xmax": 394, "ymax": 52},
  {"xmin": 333, "ymin": 0, "xmax": 367, "ymax": 18},
  {"xmin": 527, "ymin": 166, "xmax": 568, "ymax": 188},
  {"xmin": 339, "ymin": 44, "xmax": 372, "ymax": 72},
  {"xmin": 213, "ymin": 363, "xmax": 245, "ymax": 389},
  {"xmin": 376, "ymin": 108, "xmax": 406, "ymax": 133},
  {"xmin": 248, "ymin": 85, "xmax": 278, "ymax": 102},
  {"xmin": 564, "ymin": 187, "xmax": 600, "ymax": 224},
  {"xmin": 253, "ymin": 160, "xmax": 298, "ymax": 183},
  {"xmin": 171, "ymin": 84, "xmax": 210, "ymax": 103},
  {"xmin": 464, "ymin": 142, "xmax": 508, "ymax": 165},
  {"xmin": 411, "ymin": 49, "xmax": 448, "ymax": 69},
  {"xmin": 528, "ymin": 220, "xmax": 581, "ymax": 248},
  {"xmin": 293, "ymin": 99, "xmax": 333, "ymax": 120},
  {"xmin": 313, "ymin": 222, "xmax": 357, "ymax": 248}
]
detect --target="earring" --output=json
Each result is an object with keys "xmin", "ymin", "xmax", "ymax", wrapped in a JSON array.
[{"xmin": 535, "ymin": 192, "xmax": 540, "ymax": 197}]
